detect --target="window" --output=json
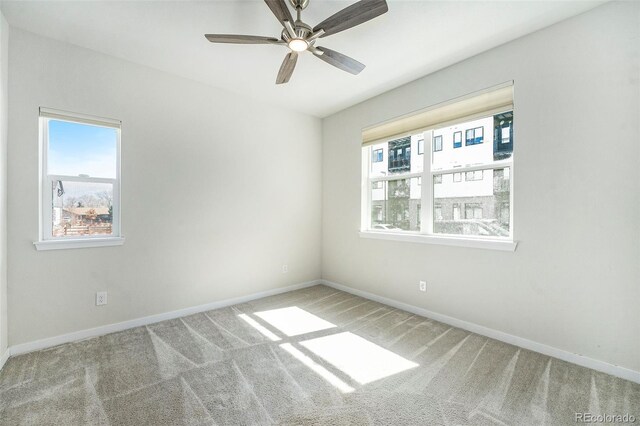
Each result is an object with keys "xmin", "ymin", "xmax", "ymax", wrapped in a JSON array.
[
  {"xmin": 493, "ymin": 112, "xmax": 513, "ymax": 161},
  {"xmin": 433, "ymin": 135, "xmax": 443, "ymax": 152},
  {"xmin": 417, "ymin": 138, "xmax": 424, "ymax": 155},
  {"xmin": 465, "ymin": 203, "xmax": 483, "ymax": 219},
  {"xmin": 465, "ymin": 170, "xmax": 483, "ymax": 181},
  {"xmin": 501, "ymin": 127, "xmax": 510, "ymax": 143},
  {"xmin": 372, "ymin": 149, "xmax": 383, "ymax": 163},
  {"xmin": 465, "ymin": 127, "xmax": 484, "ymax": 145},
  {"xmin": 361, "ymin": 83, "xmax": 515, "ymax": 248},
  {"xmin": 453, "ymin": 131, "xmax": 462, "ymax": 149},
  {"xmin": 37, "ymin": 108, "xmax": 122, "ymax": 250},
  {"xmin": 434, "ymin": 204, "xmax": 443, "ymax": 221},
  {"xmin": 453, "ymin": 204, "xmax": 461, "ymax": 220},
  {"xmin": 388, "ymin": 137, "xmax": 411, "ymax": 173}
]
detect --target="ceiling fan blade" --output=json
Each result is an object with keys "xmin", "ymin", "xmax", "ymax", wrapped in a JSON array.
[
  {"xmin": 314, "ymin": 47, "xmax": 365, "ymax": 75},
  {"xmin": 264, "ymin": 0, "xmax": 294, "ymax": 28},
  {"xmin": 276, "ymin": 52, "xmax": 298, "ymax": 84},
  {"xmin": 205, "ymin": 34, "xmax": 282, "ymax": 45},
  {"xmin": 313, "ymin": 0, "xmax": 388, "ymax": 38}
]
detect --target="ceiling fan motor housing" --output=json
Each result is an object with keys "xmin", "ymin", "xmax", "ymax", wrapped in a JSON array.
[{"xmin": 281, "ymin": 21, "xmax": 312, "ymax": 44}]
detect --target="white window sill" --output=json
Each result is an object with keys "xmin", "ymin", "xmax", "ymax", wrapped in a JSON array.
[
  {"xmin": 34, "ymin": 237, "xmax": 125, "ymax": 251},
  {"xmin": 359, "ymin": 231, "xmax": 517, "ymax": 252}
]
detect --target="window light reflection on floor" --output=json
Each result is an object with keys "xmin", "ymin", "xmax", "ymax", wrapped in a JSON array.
[
  {"xmin": 238, "ymin": 314, "xmax": 281, "ymax": 341},
  {"xmin": 280, "ymin": 343, "xmax": 355, "ymax": 393},
  {"xmin": 255, "ymin": 306, "xmax": 336, "ymax": 336},
  {"xmin": 300, "ymin": 332, "xmax": 419, "ymax": 385}
]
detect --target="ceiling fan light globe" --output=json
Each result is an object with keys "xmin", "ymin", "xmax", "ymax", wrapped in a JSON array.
[{"xmin": 288, "ymin": 38, "xmax": 308, "ymax": 52}]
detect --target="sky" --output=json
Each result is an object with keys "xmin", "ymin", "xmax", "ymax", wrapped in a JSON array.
[{"xmin": 48, "ymin": 119, "xmax": 117, "ymax": 179}]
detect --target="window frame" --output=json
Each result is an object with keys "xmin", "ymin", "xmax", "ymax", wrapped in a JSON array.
[
  {"xmin": 433, "ymin": 135, "xmax": 443, "ymax": 152},
  {"xmin": 35, "ymin": 108, "xmax": 124, "ymax": 251},
  {"xmin": 465, "ymin": 127, "xmax": 484, "ymax": 146},
  {"xmin": 453, "ymin": 131, "xmax": 462, "ymax": 149},
  {"xmin": 465, "ymin": 170, "xmax": 483, "ymax": 181},
  {"xmin": 372, "ymin": 148, "xmax": 383, "ymax": 163},
  {"xmin": 361, "ymin": 111, "xmax": 516, "ymax": 252}
]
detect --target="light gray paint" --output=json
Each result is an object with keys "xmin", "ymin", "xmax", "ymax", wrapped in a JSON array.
[
  {"xmin": 7, "ymin": 28, "xmax": 322, "ymax": 346},
  {"xmin": 321, "ymin": 1, "xmax": 640, "ymax": 373},
  {"xmin": 0, "ymin": 11, "xmax": 8, "ymax": 356},
  {"xmin": 0, "ymin": 0, "xmax": 605, "ymax": 117}
]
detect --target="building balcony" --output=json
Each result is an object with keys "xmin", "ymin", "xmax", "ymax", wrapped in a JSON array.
[{"xmin": 388, "ymin": 159, "xmax": 411, "ymax": 172}]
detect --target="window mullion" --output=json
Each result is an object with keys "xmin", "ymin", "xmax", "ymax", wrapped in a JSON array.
[
  {"xmin": 421, "ymin": 130, "xmax": 433, "ymax": 235},
  {"xmin": 369, "ymin": 172, "xmax": 423, "ymax": 182},
  {"xmin": 433, "ymin": 161, "xmax": 512, "ymax": 175}
]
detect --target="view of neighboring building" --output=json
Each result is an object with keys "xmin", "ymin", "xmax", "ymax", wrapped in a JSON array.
[
  {"xmin": 370, "ymin": 112, "xmax": 513, "ymax": 237},
  {"xmin": 51, "ymin": 181, "xmax": 114, "ymax": 237}
]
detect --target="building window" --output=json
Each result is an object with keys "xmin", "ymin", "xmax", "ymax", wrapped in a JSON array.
[
  {"xmin": 372, "ymin": 149, "xmax": 383, "ymax": 163},
  {"xmin": 372, "ymin": 181, "xmax": 383, "ymax": 190},
  {"xmin": 434, "ymin": 204, "xmax": 443, "ymax": 221},
  {"xmin": 433, "ymin": 135, "xmax": 443, "ymax": 152},
  {"xmin": 417, "ymin": 138, "xmax": 424, "ymax": 155},
  {"xmin": 361, "ymin": 84, "xmax": 514, "ymax": 242},
  {"xmin": 388, "ymin": 137, "xmax": 411, "ymax": 173},
  {"xmin": 465, "ymin": 203, "xmax": 483, "ymax": 219},
  {"xmin": 493, "ymin": 112, "xmax": 513, "ymax": 161},
  {"xmin": 453, "ymin": 203, "xmax": 461, "ymax": 220},
  {"xmin": 465, "ymin": 127, "xmax": 484, "ymax": 145},
  {"xmin": 453, "ymin": 131, "xmax": 462, "ymax": 149},
  {"xmin": 465, "ymin": 170, "xmax": 483, "ymax": 181},
  {"xmin": 39, "ymin": 108, "xmax": 121, "ymax": 244}
]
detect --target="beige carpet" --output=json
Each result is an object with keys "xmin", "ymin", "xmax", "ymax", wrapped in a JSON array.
[{"xmin": 0, "ymin": 285, "xmax": 638, "ymax": 425}]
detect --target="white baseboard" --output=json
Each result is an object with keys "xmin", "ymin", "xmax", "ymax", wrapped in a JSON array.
[
  {"xmin": 5, "ymin": 278, "xmax": 638, "ymax": 385},
  {"xmin": 321, "ymin": 279, "xmax": 640, "ymax": 384},
  {"xmin": 7, "ymin": 279, "xmax": 322, "ymax": 358}
]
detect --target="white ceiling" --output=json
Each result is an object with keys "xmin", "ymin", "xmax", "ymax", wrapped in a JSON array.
[{"xmin": 1, "ymin": 0, "xmax": 604, "ymax": 117}]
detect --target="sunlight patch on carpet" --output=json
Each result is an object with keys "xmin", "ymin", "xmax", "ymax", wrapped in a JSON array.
[{"xmin": 300, "ymin": 332, "xmax": 418, "ymax": 385}]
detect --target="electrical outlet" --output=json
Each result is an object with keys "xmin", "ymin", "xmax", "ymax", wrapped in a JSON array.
[
  {"xmin": 282, "ymin": 264, "xmax": 288, "ymax": 274},
  {"xmin": 419, "ymin": 281, "xmax": 427, "ymax": 292},
  {"xmin": 96, "ymin": 291, "xmax": 108, "ymax": 306}
]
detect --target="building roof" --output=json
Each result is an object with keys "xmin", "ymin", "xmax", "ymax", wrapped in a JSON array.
[{"xmin": 63, "ymin": 207, "xmax": 110, "ymax": 216}]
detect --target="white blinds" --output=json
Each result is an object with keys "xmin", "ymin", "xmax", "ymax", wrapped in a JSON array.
[{"xmin": 362, "ymin": 82, "xmax": 513, "ymax": 146}]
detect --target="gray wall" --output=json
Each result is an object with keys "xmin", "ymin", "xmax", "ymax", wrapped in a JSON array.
[
  {"xmin": 0, "ymin": 11, "xmax": 8, "ymax": 356},
  {"xmin": 322, "ymin": 2, "xmax": 640, "ymax": 372},
  {"xmin": 7, "ymin": 28, "xmax": 322, "ymax": 346}
]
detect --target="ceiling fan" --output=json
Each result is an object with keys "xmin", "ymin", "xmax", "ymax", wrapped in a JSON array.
[{"xmin": 205, "ymin": 0, "xmax": 388, "ymax": 84}]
